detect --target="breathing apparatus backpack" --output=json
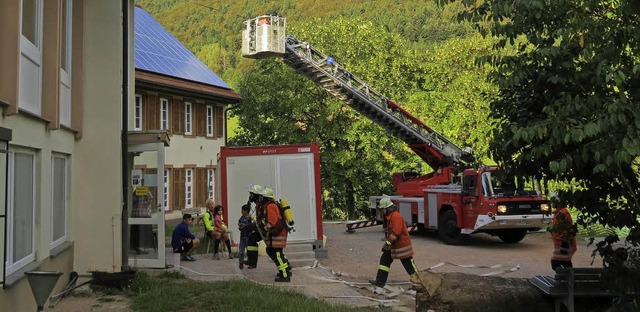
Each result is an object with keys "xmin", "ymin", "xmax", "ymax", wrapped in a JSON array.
[{"xmin": 278, "ymin": 199, "xmax": 295, "ymax": 233}]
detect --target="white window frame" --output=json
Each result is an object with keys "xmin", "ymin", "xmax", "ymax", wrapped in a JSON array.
[
  {"xmin": 206, "ymin": 105, "xmax": 214, "ymax": 137},
  {"xmin": 134, "ymin": 94, "xmax": 143, "ymax": 131},
  {"xmin": 6, "ymin": 149, "xmax": 36, "ymax": 275},
  {"xmin": 50, "ymin": 154, "xmax": 69, "ymax": 248},
  {"xmin": 59, "ymin": 0, "xmax": 72, "ymax": 126},
  {"xmin": 19, "ymin": 0, "xmax": 44, "ymax": 115},
  {"xmin": 160, "ymin": 98, "xmax": 169, "ymax": 130},
  {"xmin": 163, "ymin": 169, "xmax": 169, "ymax": 211},
  {"xmin": 207, "ymin": 169, "xmax": 214, "ymax": 201},
  {"xmin": 184, "ymin": 102, "xmax": 193, "ymax": 135},
  {"xmin": 185, "ymin": 168, "xmax": 193, "ymax": 208}
]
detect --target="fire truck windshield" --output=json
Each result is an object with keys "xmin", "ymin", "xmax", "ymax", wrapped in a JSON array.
[{"xmin": 481, "ymin": 170, "xmax": 540, "ymax": 198}]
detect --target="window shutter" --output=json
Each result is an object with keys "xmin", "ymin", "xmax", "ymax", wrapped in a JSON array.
[
  {"xmin": 196, "ymin": 104, "xmax": 206, "ymax": 137},
  {"xmin": 215, "ymin": 106, "xmax": 224, "ymax": 138},
  {"xmin": 167, "ymin": 99, "xmax": 173, "ymax": 134},
  {"xmin": 196, "ymin": 168, "xmax": 207, "ymax": 207},
  {"xmin": 145, "ymin": 95, "xmax": 159, "ymax": 130},
  {"xmin": 173, "ymin": 168, "xmax": 185, "ymax": 210},
  {"xmin": 172, "ymin": 99, "xmax": 184, "ymax": 134},
  {"xmin": 167, "ymin": 168, "xmax": 173, "ymax": 211}
]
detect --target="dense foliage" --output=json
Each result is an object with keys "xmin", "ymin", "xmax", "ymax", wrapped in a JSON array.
[
  {"xmin": 134, "ymin": 0, "xmax": 498, "ymax": 219},
  {"xmin": 451, "ymin": 0, "xmax": 640, "ymax": 301}
]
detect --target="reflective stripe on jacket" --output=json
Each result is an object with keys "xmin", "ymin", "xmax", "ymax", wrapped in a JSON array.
[
  {"xmin": 266, "ymin": 201, "xmax": 287, "ymax": 248},
  {"xmin": 386, "ymin": 210, "xmax": 413, "ymax": 259}
]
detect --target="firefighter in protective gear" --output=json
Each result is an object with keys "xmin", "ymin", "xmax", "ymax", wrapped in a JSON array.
[
  {"xmin": 244, "ymin": 184, "xmax": 264, "ymax": 269},
  {"xmin": 370, "ymin": 197, "xmax": 422, "ymax": 290},
  {"xmin": 549, "ymin": 191, "xmax": 577, "ymax": 271},
  {"xmin": 262, "ymin": 187, "xmax": 292, "ymax": 282}
]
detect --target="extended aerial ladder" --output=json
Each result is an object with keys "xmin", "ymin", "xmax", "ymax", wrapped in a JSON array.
[
  {"xmin": 242, "ymin": 16, "xmax": 474, "ymax": 173},
  {"xmin": 242, "ymin": 16, "xmax": 550, "ymax": 241}
]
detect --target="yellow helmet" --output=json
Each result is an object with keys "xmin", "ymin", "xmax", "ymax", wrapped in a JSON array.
[
  {"xmin": 263, "ymin": 188, "xmax": 276, "ymax": 200},
  {"xmin": 379, "ymin": 197, "xmax": 393, "ymax": 209},
  {"xmin": 248, "ymin": 184, "xmax": 263, "ymax": 194}
]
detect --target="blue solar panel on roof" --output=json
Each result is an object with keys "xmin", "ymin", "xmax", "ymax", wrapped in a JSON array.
[{"xmin": 134, "ymin": 7, "xmax": 230, "ymax": 89}]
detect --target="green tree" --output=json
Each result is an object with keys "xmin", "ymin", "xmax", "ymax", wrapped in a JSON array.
[
  {"xmin": 136, "ymin": 0, "xmax": 499, "ymax": 220},
  {"xmin": 453, "ymin": 0, "xmax": 640, "ymax": 277},
  {"xmin": 231, "ymin": 17, "xmax": 497, "ymax": 219}
]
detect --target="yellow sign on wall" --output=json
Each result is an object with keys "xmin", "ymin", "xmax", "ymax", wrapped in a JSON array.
[{"xmin": 135, "ymin": 186, "xmax": 149, "ymax": 196}]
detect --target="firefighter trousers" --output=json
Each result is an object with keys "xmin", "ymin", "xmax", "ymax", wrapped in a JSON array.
[
  {"xmin": 246, "ymin": 231, "xmax": 261, "ymax": 267},
  {"xmin": 374, "ymin": 252, "xmax": 417, "ymax": 286},
  {"xmin": 266, "ymin": 247, "xmax": 291, "ymax": 278}
]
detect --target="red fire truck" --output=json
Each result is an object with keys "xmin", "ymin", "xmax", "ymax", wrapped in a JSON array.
[{"xmin": 242, "ymin": 16, "xmax": 552, "ymax": 244}]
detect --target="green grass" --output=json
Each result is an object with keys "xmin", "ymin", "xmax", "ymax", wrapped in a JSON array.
[{"xmin": 125, "ymin": 271, "xmax": 388, "ymax": 312}]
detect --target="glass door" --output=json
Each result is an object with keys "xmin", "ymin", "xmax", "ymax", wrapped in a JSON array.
[{"xmin": 128, "ymin": 144, "xmax": 165, "ymax": 268}]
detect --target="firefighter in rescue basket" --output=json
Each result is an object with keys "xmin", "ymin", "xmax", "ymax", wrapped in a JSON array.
[{"xmin": 370, "ymin": 197, "xmax": 422, "ymax": 289}]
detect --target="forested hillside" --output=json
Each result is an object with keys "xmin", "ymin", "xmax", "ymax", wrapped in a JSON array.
[{"xmin": 135, "ymin": 0, "xmax": 499, "ymax": 219}]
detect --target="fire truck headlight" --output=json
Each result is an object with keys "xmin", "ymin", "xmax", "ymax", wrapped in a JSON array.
[
  {"xmin": 497, "ymin": 205, "xmax": 508, "ymax": 214},
  {"xmin": 540, "ymin": 203, "xmax": 550, "ymax": 213}
]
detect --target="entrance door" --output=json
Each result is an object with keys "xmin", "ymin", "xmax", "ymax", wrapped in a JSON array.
[{"xmin": 128, "ymin": 144, "xmax": 165, "ymax": 268}]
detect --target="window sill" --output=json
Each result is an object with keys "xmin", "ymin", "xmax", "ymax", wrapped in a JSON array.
[
  {"xmin": 50, "ymin": 241, "xmax": 74, "ymax": 258},
  {"xmin": 3, "ymin": 262, "xmax": 40, "ymax": 288},
  {"xmin": 18, "ymin": 108, "xmax": 52, "ymax": 123},
  {"xmin": 60, "ymin": 124, "xmax": 79, "ymax": 134}
]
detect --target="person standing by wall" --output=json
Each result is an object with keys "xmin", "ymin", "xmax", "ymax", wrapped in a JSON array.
[
  {"xmin": 237, "ymin": 204, "xmax": 253, "ymax": 269},
  {"xmin": 549, "ymin": 191, "xmax": 577, "ymax": 271},
  {"xmin": 370, "ymin": 197, "xmax": 422, "ymax": 289},
  {"xmin": 262, "ymin": 188, "xmax": 292, "ymax": 282}
]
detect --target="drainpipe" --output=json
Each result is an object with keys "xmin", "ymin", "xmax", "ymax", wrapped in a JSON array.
[
  {"xmin": 224, "ymin": 103, "xmax": 240, "ymax": 145},
  {"xmin": 121, "ymin": 0, "xmax": 130, "ymax": 271}
]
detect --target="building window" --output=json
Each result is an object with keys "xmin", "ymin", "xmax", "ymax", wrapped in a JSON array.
[
  {"xmin": 134, "ymin": 95, "xmax": 143, "ymax": 131},
  {"xmin": 19, "ymin": 0, "xmax": 44, "ymax": 114},
  {"xmin": 59, "ymin": 0, "xmax": 72, "ymax": 126},
  {"xmin": 185, "ymin": 168, "xmax": 193, "ymax": 208},
  {"xmin": 6, "ymin": 150, "xmax": 36, "ymax": 275},
  {"xmin": 207, "ymin": 169, "xmax": 214, "ymax": 200},
  {"xmin": 51, "ymin": 154, "xmax": 68, "ymax": 248},
  {"xmin": 163, "ymin": 169, "xmax": 170, "ymax": 211},
  {"xmin": 206, "ymin": 105, "xmax": 214, "ymax": 137},
  {"xmin": 185, "ymin": 102, "xmax": 192, "ymax": 135},
  {"xmin": 160, "ymin": 98, "xmax": 169, "ymax": 130}
]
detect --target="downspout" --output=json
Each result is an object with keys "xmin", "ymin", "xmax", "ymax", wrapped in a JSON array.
[
  {"xmin": 121, "ymin": 0, "xmax": 130, "ymax": 271},
  {"xmin": 224, "ymin": 103, "xmax": 240, "ymax": 144}
]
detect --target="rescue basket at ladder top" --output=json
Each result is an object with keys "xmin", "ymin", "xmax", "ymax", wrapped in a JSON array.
[{"xmin": 242, "ymin": 15, "xmax": 287, "ymax": 58}]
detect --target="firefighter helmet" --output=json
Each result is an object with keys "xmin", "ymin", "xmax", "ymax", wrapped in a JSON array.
[
  {"xmin": 248, "ymin": 184, "xmax": 263, "ymax": 194},
  {"xmin": 263, "ymin": 187, "xmax": 276, "ymax": 199},
  {"xmin": 379, "ymin": 197, "xmax": 393, "ymax": 209}
]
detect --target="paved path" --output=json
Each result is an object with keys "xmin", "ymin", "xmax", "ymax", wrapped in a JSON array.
[{"xmin": 173, "ymin": 251, "xmax": 415, "ymax": 311}]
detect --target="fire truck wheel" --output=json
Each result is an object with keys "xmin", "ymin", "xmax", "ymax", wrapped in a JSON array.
[
  {"xmin": 437, "ymin": 210, "xmax": 468, "ymax": 245},
  {"xmin": 496, "ymin": 229, "xmax": 527, "ymax": 244}
]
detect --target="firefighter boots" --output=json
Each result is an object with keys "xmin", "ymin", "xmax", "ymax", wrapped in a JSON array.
[
  {"xmin": 369, "ymin": 278, "xmax": 385, "ymax": 288},
  {"xmin": 274, "ymin": 275, "xmax": 290, "ymax": 282},
  {"xmin": 409, "ymin": 273, "xmax": 423, "ymax": 290}
]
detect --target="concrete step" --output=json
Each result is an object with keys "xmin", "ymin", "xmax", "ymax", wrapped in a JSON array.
[{"xmin": 285, "ymin": 242, "xmax": 317, "ymax": 268}]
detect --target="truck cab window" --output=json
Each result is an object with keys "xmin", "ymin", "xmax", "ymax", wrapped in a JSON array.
[{"xmin": 463, "ymin": 175, "xmax": 478, "ymax": 196}]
